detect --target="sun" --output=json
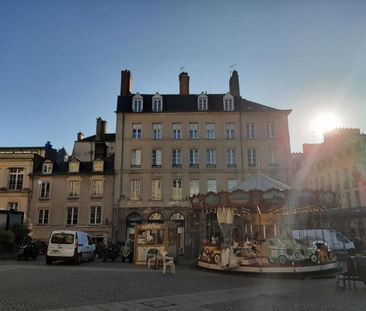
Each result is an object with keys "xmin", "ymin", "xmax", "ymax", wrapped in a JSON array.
[{"xmin": 311, "ymin": 113, "xmax": 340, "ymax": 135}]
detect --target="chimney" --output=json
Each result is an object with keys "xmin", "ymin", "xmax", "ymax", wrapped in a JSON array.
[
  {"xmin": 77, "ymin": 132, "xmax": 84, "ymax": 141},
  {"xmin": 96, "ymin": 117, "xmax": 103, "ymax": 141},
  {"xmin": 179, "ymin": 72, "xmax": 190, "ymax": 95},
  {"xmin": 120, "ymin": 69, "xmax": 132, "ymax": 96},
  {"xmin": 229, "ymin": 70, "xmax": 240, "ymax": 97}
]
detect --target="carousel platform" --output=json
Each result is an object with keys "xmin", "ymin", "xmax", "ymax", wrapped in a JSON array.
[{"xmin": 198, "ymin": 259, "xmax": 339, "ymax": 275}]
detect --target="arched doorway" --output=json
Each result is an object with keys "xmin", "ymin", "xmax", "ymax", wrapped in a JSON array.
[
  {"xmin": 126, "ymin": 212, "xmax": 142, "ymax": 240},
  {"xmin": 148, "ymin": 212, "xmax": 164, "ymax": 224},
  {"xmin": 170, "ymin": 212, "xmax": 185, "ymax": 255}
]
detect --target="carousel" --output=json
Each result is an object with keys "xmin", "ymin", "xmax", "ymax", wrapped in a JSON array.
[{"xmin": 191, "ymin": 172, "xmax": 339, "ymax": 274}]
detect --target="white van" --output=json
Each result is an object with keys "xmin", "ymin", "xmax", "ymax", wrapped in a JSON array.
[
  {"xmin": 292, "ymin": 229, "xmax": 355, "ymax": 254},
  {"xmin": 46, "ymin": 230, "xmax": 96, "ymax": 264}
]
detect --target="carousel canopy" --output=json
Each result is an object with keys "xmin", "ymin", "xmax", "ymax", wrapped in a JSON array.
[{"xmin": 231, "ymin": 172, "xmax": 291, "ymax": 192}]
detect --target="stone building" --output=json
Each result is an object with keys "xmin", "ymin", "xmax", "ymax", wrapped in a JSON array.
[
  {"xmin": 29, "ymin": 122, "xmax": 115, "ymax": 243},
  {"xmin": 113, "ymin": 69, "xmax": 294, "ymax": 254},
  {"xmin": 292, "ymin": 128, "xmax": 366, "ymax": 241}
]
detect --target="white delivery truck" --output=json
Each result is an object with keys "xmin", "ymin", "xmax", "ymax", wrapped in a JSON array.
[
  {"xmin": 292, "ymin": 229, "xmax": 355, "ymax": 254},
  {"xmin": 46, "ymin": 230, "xmax": 96, "ymax": 265}
]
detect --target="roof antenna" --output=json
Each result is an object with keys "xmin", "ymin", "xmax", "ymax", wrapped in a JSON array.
[
  {"xmin": 229, "ymin": 64, "xmax": 237, "ymax": 75},
  {"xmin": 180, "ymin": 66, "xmax": 185, "ymax": 72}
]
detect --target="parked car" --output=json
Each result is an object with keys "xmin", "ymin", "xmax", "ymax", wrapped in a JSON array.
[{"xmin": 46, "ymin": 231, "xmax": 95, "ymax": 265}]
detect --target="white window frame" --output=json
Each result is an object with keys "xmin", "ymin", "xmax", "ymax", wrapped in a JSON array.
[
  {"xmin": 246, "ymin": 123, "xmax": 255, "ymax": 139},
  {"xmin": 151, "ymin": 179, "xmax": 162, "ymax": 200},
  {"xmin": 90, "ymin": 206, "xmax": 102, "ymax": 225},
  {"xmin": 266, "ymin": 122, "xmax": 275, "ymax": 138},
  {"xmin": 69, "ymin": 161, "xmax": 79, "ymax": 173},
  {"xmin": 225, "ymin": 123, "xmax": 235, "ymax": 139},
  {"xmin": 172, "ymin": 179, "xmax": 182, "ymax": 200},
  {"xmin": 206, "ymin": 149, "xmax": 216, "ymax": 167},
  {"xmin": 68, "ymin": 180, "xmax": 80, "ymax": 198},
  {"xmin": 8, "ymin": 202, "xmax": 19, "ymax": 211},
  {"xmin": 39, "ymin": 181, "xmax": 51, "ymax": 199},
  {"xmin": 226, "ymin": 149, "xmax": 236, "ymax": 167},
  {"xmin": 66, "ymin": 207, "xmax": 78, "ymax": 225},
  {"xmin": 38, "ymin": 209, "xmax": 49, "ymax": 224},
  {"xmin": 190, "ymin": 180, "xmax": 200, "ymax": 196},
  {"xmin": 152, "ymin": 94, "xmax": 163, "ymax": 112},
  {"xmin": 248, "ymin": 148, "xmax": 256, "ymax": 167},
  {"xmin": 131, "ymin": 149, "xmax": 142, "ymax": 167},
  {"xmin": 8, "ymin": 168, "xmax": 24, "ymax": 190},
  {"xmin": 189, "ymin": 148, "xmax": 199, "ymax": 167},
  {"xmin": 132, "ymin": 94, "xmax": 143, "ymax": 112},
  {"xmin": 152, "ymin": 123, "xmax": 162, "ymax": 140},
  {"xmin": 205, "ymin": 123, "xmax": 216, "ymax": 139},
  {"xmin": 223, "ymin": 94, "xmax": 234, "ymax": 111},
  {"xmin": 152, "ymin": 149, "xmax": 162, "ymax": 167},
  {"xmin": 172, "ymin": 123, "xmax": 182, "ymax": 140},
  {"xmin": 269, "ymin": 148, "xmax": 277, "ymax": 165},
  {"xmin": 189, "ymin": 123, "xmax": 199, "ymax": 139},
  {"xmin": 132, "ymin": 123, "xmax": 142, "ymax": 140},
  {"xmin": 197, "ymin": 94, "xmax": 208, "ymax": 111},
  {"xmin": 91, "ymin": 179, "xmax": 104, "ymax": 197},
  {"xmin": 207, "ymin": 179, "xmax": 217, "ymax": 193},
  {"xmin": 172, "ymin": 148, "xmax": 182, "ymax": 167},
  {"xmin": 93, "ymin": 160, "xmax": 104, "ymax": 172},
  {"xmin": 130, "ymin": 179, "xmax": 141, "ymax": 200},
  {"xmin": 42, "ymin": 162, "xmax": 53, "ymax": 174}
]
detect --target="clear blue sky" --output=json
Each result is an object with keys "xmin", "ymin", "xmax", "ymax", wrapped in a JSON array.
[{"xmin": 1, "ymin": 0, "xmax": 366, "ymax": 153}]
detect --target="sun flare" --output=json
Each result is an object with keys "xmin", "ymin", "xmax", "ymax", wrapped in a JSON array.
[{"xmin": 311, "ymin": 113, "xmax": 340, "ymax": 135}]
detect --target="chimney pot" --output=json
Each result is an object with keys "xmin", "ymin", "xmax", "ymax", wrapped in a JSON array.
[{"xmin": 77, "ymin": 132, "xmax": 84, "ymax": 141}]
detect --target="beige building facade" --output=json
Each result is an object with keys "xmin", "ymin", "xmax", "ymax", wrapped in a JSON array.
[{"xmin": 113, "ymin": 70, "xmax": 294, "ymax": 253}]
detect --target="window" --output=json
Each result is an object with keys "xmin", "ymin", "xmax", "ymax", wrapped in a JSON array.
[
  {"xmin": 206, "ymin": 123, "xmax": 216, "ymax": 139},
  {"xmin": 343, "ymin": 168, "xmax": 350, "ymax": 189},
  {"xmin": 223, "ymin": 94, "xmax": 234, "ymax": 111},
  {"xmin": 172, "ymin": 149, "xmax": 182, "ymax": 167},
  {"xmin": 91, "ymin": 179, "xmax": 103, "ymax": 196},
  {"xmin": 66, "ymin": 207, "xmax": 78, "ymax": 225},
  {"xmin": 38, "ymin": 209, "xmax": 49, "ymax": 224},
  {"xmin": 68, "ymin": 181, "xmax": 80, "ymax": 198},
  {"xmin": 152, "ymin": 123, "xmax": 162, "ymax": 140},
  {"xmin": 198, "ymin": 94, "xmax": 208, "ymax": 111},
  {"xmin": 39, "ymin": 181, "xmax": 51, "ymax": 199},
  {"xmin": 269, "ymin": 148, "xmax": 277, "ymax": 165},
  {"xmin": 206, "ymin": 149, "xmax": 216, "ymax": 167},
  {"xmin": 151, "ymin": 180, "xmax": 161, "ymax": 200},
  {"xmin": 8, "ymin": 168, "xmax": 24, "ymax": 190},
  {"xmin": 266, "ymin": 122, "xmax": 275, "ymax": 138},
  {"xmin": 225, "ymin": 123, "xmax": 235, "ymax": 139},
  {"xmin": 207, "ymin": 179, "xmax": 217, "ymax": 193},
  {"xmin": 90, "ymin": 206, "xmax": 102, "ymax": 225},
  {"xmin": 152, "ymin": 95, "xmax": 163, "ymax": 112},
  {"xmin": 226, "ymin": 149, "xmax": 236, "ymax": 167},
  {"xmin": 132, "ymin": 94, "xmax": 143, "ymax": 112},
  {"xmin": 172, "ymin": 180, "xmax": 182, "ymax": 200},
  {"xmin": 189, "ymin": 148, "xmax": 199, "ymax": 167},
  {"xmin": 93, "ymin": 160, "xmax": 104, "ymax": 172},
  {"xmin": 247, "ymin": 149, "xmax": 256, "ymax": 167},
  {"xmin": 69, "ymin": 161, "xmax": 79, "ymax": 173},
  {"xmin": 42, "ymin": 162, "xmax": 53, "ymax": 174},
  {"xmin": 189, "ymin": 123, "xmax": 199, "ymax": 139},
  {"xmin": 152, "ymin": 149, "xmax": 162, "ymax": 167},
  {"xmin": 132, "ymin": 123, "xmax": 142, "ymax": 140},
  {"xmin": 228, "ymin": 179, "xmax": 238, "ymax": 191},
  {"xmin": 130, "ymin": 179, "xmax": 141, "ymax": 200},
  {"xmin": 8, "ymin": 202, "xmax": 18, "ymax": 211},
  {"xmin": 190, "ymin": 180, "xmax": 200, "ymax": 196},
  {"xmin": 172, "ymin": 123, "xmax": 182, "ymax": 139},
  {"xmin": 131, "ymin": 149, "xmax": 141, "ymax": 167},
  {"xmin": 246, "ymin": 123, "xmax": 255, "ymax": 139}
]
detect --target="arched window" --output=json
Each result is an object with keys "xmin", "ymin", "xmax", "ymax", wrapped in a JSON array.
[
  {"xmin": 126, "ymin": 212, "xmax": 142, "ymax": 239},
  {"xmin": 148, "ymin": 212, "xmax": 164, "ymax": 224},
  {"xmin": 169, "ymin": 213, "xmax": 185, "ymax": 255}
]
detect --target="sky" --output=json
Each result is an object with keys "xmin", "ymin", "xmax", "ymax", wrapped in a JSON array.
[{"xmin": 1, "ymin": 0, "xmax": 366, "ymax": 153}]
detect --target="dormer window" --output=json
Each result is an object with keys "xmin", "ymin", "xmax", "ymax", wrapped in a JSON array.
[
  {"xmin": 93, "ymin": 159, "xmax": 104, "ymax": 172},
  {"xmin": 152, "ymin": 93, "xmax": 163, "ymax": 112},
  {"xmin": 69, "ymin": 160, "xmax": 80, "ymax": 173},
  {"xmin": 223, "ymin": 93, "xmax": 234, "ymax": 111},
  {"xmin": 197, "ymin": 93, "xmax": 208, "ymax": 111},
  {"xmin": 42, "ymin": 161, "xmax": 53, "ymax": 174},
  {"xmin": 132, "ymin": 94, "xmax": 143, "ymax": 112}
]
